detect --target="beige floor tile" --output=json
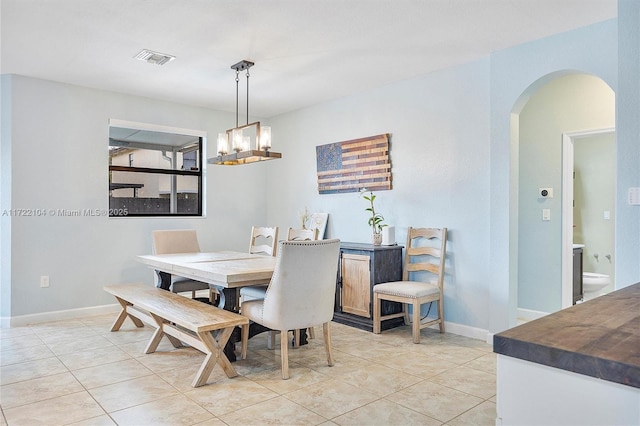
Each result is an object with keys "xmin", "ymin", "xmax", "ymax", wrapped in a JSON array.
[
  {"xmin": 156, "ymin": 363, "xmax": 231, "ymax": 392},
  {"xmin": 116, "ymin": 335, "xmax": 176, "ymax": 357},
  {"xmin": 184, "ymin": 376, "xmax": 278, "ymax": 416},
  {"xmin": 219, "ymin": 395, "xmax": 327, "ymax": 425},
  {"xmin": 245, "ymin": 364, "xmax": 331, "ymax": 394},
  {"xmin": 89, "ymin": 374, "xmax": 179, "ymax": 413},
  {"xmin": 0, "ymin": 343, "xmax": 55, "ymax": 366},
  {"xmin": 335, "ymin": 362, "xmax": 423, "ymax": 396},
  {"xmin": 285, "ymin": 378, "xmax": 379, "ymax": 419},
  {"xmin": 67, "ymin": 414, "xmax": 117, "ymax": 425},
  {"xmin": 445, "ymin": 400, "xmax": 496, "ymax": 426},
  {"xmin": 191, "ymin": 418, "xmax": 227, "ymax": 426},
  {"xmin": 386, "ymin": 380, "xmax": 483, "ymax": 423},
  {"xmin": 58, "ymin": 345, "xmax": 132, "ymax": 370},
  {"xmin": 109, "ymin": 394, "xmax": 214, "ymax": 426},
  {"xmin": 425, "ymin": 343, "xmax": 488, "ymax": 364},
  {"xmin": 35, "ymin": 326, "xmax": 99, "ymax": 345},
  {"xmin": 71, "ymin": 358, "xmax": 153, "ymax": 389},
  {"xmin": 135, "ymin": 346, "xmax": 205, "ymax": 373},
  {"xmin": 381, "ymin": 352, "xmax": 459, "ymax": 379},
  {"xmin": 0, "ymin": 371, "xmax": 83, "ymax": 409},
  {"xmin": 464, "ymin": 352, "xmax": 497, "ymax": 375},
  {"xmin": 0, "ymin": 333, "xmax": 45, "ymax": 352},
  {"xmin": 0, "ymin": 327, "xmax": 36, "ymax": 339},
  {"xmin": 333, "ymin": 340, "xmax": 411, "ymax": 360},
  {"xmin": 332, "ymin": 398, "xmax": 442, "ymax": 426},
  {"xmin": 101, "ymin": 327, "xmax": 156, "ymax": 345},
  {"xmin": 429, "ymin": 366, "xmax": 496, "ymax": 399},
  {"xmin": 2, "ymin": 391, "xmax": 105, "ymax": 425},
  {"xmin": 0, "ymin": 311, "xmax": 501, "ymax": 426},
  {"xmin": 46, "ymin": 333, "xmax": 115, "ymax": 356},
  {"xmin": 0, "ymin": 356, "xmax": 68, "ymax": 385}
]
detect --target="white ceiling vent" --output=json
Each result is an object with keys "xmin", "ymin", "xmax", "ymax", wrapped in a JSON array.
[{"xmin": 134, "ymin": 49, "xmax": 175, "ymax": 66}]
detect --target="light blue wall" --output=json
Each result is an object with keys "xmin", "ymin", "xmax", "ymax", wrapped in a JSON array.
[
  {"xmin": 267, "ymin": 59, "xmax": 493, "ymax": 330},
  {"xmin": 489, "ymin": 19, "xmax": 621, "ymax": 331},
  {"xmin": 0, "ymin": 76, "xmax": 270, "ymax": 318},
  {"xmin": 616, "ymin": 0, "xmax": 640, "ymax": 286}
]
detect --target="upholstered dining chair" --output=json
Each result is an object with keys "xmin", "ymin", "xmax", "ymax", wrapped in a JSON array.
[
  {"xmin": 240, "ymin": 239, "xmax": 341, "ymax": 379},
  {"xmin": 151, "ymin": 229, "xmax": 212, "ymax": 301},
  {"xmin": 242, "ymin": 226, "xmax": 319, "ymax": 345},
  {"xmin": 372, "ymin": 227, "xmax": 447, "ymax": 343}
]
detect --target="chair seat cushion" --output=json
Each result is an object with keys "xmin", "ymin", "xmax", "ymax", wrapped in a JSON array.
[
  {"xmin": 373, "ymin": 281, "xmax": 440, "ymax": 298},
  {"xmin": 171, "ymin": 278, "xmax": 209, "ymax": 293},
  {"xmin": 240, "ymin": 285, "xmax": 268, "ymax": 300}
]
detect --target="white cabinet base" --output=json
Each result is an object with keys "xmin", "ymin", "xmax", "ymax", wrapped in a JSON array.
[{"xmin": 497, "ymin": 355, "xmax": 640, "ymax": 426}]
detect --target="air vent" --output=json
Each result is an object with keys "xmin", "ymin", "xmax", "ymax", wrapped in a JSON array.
[{"xmin": 134, "ymin": 49, "xmax": 176, "ymax": 66}]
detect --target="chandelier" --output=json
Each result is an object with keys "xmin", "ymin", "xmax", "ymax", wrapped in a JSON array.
[{"xmin": 209, "ymin": 60, "xmax": 282, "ymax": 166}]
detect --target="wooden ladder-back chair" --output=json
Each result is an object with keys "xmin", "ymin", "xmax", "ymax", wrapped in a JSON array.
[
  {"xmin": 241, "ymin": 239, "xmax": 341, "ymax": 379},
  {"xmin": 372, "ymin": 227, "xmax": 447, "ymax": 343},
  {"xmin": 151, "ymin": 229, "xmax": 213, "ymax": 301},
  {"xmin": 286, "ymin": 227, "xmax": 318, "ymax": 241},
  {"xmin": 249, "ymin": 226, "xmax": 279, "ymax": 256}
]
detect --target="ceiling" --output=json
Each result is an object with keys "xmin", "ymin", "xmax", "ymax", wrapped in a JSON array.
[{"xmin": 1, "ymin": 0, "xmax": 616, "ymax": 118}]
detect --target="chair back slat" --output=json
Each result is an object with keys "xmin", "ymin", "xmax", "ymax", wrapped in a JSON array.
[
  {"xmin": 402, "ymin": 227, "xmax": 447, "ymax": 285},
  {"xmin": 249, "ymin": 226, "xmax": 279, "ymax": 256},
  {"xmin": 286, "ymin": 227, "xmax": 318, "ymax": 241}
]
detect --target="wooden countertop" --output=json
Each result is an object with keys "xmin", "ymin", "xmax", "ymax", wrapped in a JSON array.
[{"xmin": 494, "ymin": 282, "xmax": 640, "ymax": 389}]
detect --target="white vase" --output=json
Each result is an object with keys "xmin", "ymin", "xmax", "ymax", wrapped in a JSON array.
[{"xmin": 372, "ymin": 233, "xmax": 382, "ymax": 246}]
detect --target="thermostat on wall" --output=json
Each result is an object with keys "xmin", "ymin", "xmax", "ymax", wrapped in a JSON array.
[{"xmin": 539, "ymin": 187, "xmax": 553, "ymax": 199}]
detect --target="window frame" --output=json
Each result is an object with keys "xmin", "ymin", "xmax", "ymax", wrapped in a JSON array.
[{"xmin": 108, "ymin": 119, "xmax": 206, "ymax": 218}]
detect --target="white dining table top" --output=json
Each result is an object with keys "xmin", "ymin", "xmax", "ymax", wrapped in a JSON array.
[{"xmin": 136, "ymin": 251, "xmax": 277, "ymax": 288}]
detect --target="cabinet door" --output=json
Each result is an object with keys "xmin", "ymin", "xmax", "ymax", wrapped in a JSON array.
[{"xmin": 341, "ymin": 253, "xmax": 370, "ymax": 317}]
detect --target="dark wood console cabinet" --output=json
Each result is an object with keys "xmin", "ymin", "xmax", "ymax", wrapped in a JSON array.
[{"xmin": 334, "ymin": 242, "xmax": 404, "ymax": 331}]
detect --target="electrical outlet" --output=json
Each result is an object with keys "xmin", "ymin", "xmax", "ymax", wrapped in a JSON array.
[{"xmin": 40, "ymin": 275, "xmax": 49, "ymax": 288}]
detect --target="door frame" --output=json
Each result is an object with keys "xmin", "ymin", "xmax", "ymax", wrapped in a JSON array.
[{"xmin": 561, "ymin": 127, "xmax": 615, "ymax": 308}]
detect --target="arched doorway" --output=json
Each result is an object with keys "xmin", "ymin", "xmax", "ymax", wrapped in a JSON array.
[{"xmin": 511, "ymin": 72, "xmax": 615, "ymax": 321}]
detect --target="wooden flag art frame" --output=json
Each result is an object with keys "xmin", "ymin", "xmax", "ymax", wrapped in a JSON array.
[{"xmin": 316, "ymin": 134, "xmax": 392, "ymax": 194}]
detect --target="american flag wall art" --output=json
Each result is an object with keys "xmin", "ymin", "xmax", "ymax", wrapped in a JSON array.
[{"xmin": 316, "ymin": 134, "xmax": 392, "ymax": 194}]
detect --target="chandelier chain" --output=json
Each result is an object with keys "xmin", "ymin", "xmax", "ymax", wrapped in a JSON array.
[{"xmin": 245, "ymin": 69, "xmax": 250, "ymax": 126}]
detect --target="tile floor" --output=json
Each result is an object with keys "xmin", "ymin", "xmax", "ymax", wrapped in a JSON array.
[{"xmin": 0, "ymin": 313, "xmax": 496, "ymax": 425}]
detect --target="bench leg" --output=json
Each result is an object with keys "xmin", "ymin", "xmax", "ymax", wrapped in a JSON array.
[
  {"xmin": 110, "ymin": 296, "xmax": 144, "ymax": 332},
  {"xmin": 145, "ymin": 313, "xmax": 183, "ymax": 354},
  {"xmin": 193, "ymin": 328, "xmax": 237, "ymax": 387}
]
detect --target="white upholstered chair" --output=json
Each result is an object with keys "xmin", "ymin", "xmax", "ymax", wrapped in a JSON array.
[
  {"xmin": 240, "ymin": 239, "xmax": 341, "ymax": 379},
  {"xmin": 151, "ymin": 229, "xmax": 212, "ymax": 300},
  {"xmin": 242, "ymin": 226, "xmax": 319, "ymax": 345},
  {"xmin": 372, "ymin": 227, "xmax": 447, "ymax": 343}
]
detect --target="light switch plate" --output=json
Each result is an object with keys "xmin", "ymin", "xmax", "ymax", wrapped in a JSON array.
[{"xmin": 542, "ymin": 209, "xmax": 551, "ymax": 221}]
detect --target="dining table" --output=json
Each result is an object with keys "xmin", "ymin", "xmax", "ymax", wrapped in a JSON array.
[{"xmin": 136, "ymin": 251, "xmax": 278, "ymax": 361}]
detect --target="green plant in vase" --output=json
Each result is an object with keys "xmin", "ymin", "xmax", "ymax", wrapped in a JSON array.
[{"xmin": 361, "ymin": 190, "xmax": 387, "ymax": 245}]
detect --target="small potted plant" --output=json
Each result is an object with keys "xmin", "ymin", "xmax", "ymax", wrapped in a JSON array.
[{"xmin": 361, "ymin": 190, "xmax": 387, "ymax": 245}]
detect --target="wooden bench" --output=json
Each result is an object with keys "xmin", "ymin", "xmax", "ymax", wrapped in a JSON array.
[{"xmin": 104, "ymin": 283, "xmax": 248, "ymax": 387}]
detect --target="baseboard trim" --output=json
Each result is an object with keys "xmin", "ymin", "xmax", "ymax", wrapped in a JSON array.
[
  {"xmin": 2, "ymin": 304, "xmax": 120, "ymax": 328},
  {"xmin": 420, "ymin": 316, "xmax": 492, "ymax": 345},
  {"xmin": 517, "ymin": 308, "xmax": 550, "ymax": 322}
]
